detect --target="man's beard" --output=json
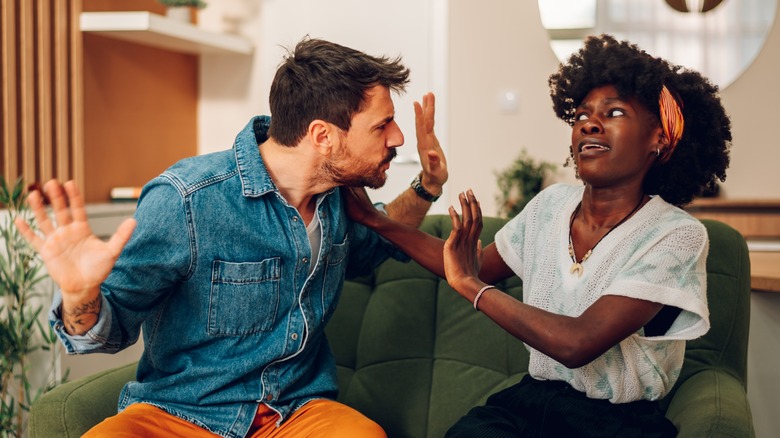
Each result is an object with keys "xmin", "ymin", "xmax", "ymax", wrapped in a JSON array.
[{"xmin": 323, "ymin": 147, "xmax": 397, "ymax": 189}]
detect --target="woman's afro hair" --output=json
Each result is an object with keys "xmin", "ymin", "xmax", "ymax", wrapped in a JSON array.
[{"xmin": 548, "ymin": 34, "xmax": 731, "ymax": 207}]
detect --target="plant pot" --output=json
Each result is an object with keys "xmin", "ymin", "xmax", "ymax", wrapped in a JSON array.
[{"xmin": 166, "ymin": 6, "xmax": 192, "ymax": 23}]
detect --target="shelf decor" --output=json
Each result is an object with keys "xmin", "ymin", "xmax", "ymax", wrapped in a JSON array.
[{"xmin": 157, "ymin": 0, "xmax": 207, "ymax": 22}]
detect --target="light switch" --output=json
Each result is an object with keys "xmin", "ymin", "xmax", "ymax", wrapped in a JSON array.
[{"xmin": 499, "ymin": 90, "xmax": 519, "ymax": 114}]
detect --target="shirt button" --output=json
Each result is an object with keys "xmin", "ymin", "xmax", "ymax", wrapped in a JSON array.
[
  {"xmin": 292, "ymin": 216, "xmax": 299, "ymax": 222},
  {"xmin": 266, "ymin": 394, "xmax": 273, "ymax": 401},
  {"xmin": 302, "ymin": 257, "xmax": 308, "ymax": 264},
  {"xmin": 291, "ymin": 333, "xmax": 299, "ymax": 341}
]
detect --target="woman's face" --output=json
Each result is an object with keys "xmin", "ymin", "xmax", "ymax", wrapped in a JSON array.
[{"xmin": 570, "ymin": 85, "xmax": 663, "ymax": 189}]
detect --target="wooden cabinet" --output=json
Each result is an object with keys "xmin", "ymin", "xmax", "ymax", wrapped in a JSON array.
[{"xmin": 686, "ymin": 198, "xmax": 780, "ymax": 293}]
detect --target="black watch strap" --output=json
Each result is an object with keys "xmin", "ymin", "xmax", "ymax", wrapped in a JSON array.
[{"xmin": 410, "ymin": 172, "xmax": 441, "ymax": 202}]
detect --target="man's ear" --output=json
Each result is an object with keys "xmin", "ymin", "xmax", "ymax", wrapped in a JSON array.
[{"xmin": 308, "ymin": 120, "xmax": 333, "ymax": 156}]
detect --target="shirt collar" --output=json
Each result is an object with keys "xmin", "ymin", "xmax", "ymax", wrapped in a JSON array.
[
  {"xmin": 234, "ymin": 116, "xmax": 276, "ymax": 197},
  {"xmin": 233, "ymin": 116, "xmax": 337, "ymax": 200}
]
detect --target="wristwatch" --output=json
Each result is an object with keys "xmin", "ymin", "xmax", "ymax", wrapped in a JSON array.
[{"xmin": 410, "ymin": 172, "xmax": 442, "ymax": 202}]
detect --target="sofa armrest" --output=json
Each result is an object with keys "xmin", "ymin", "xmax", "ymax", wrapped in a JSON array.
[
  {"xmin": 28, "ymin": 362, "xmax": 138, "ymax": 438},
  {"xmin": 665, "ymin": 369, "xmax": 754, "ymax": 438}
]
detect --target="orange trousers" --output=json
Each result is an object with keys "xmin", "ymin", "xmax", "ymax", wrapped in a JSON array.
[{"xmin": 83, "ymin": 400, "xmax": 387, "ymax": 438}]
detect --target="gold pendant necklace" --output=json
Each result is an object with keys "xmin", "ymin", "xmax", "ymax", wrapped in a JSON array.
[{"xmin": 568, "ymin": 196, "xmax": 644, "ymax": 278}]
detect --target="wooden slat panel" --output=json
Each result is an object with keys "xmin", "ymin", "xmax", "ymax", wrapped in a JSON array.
[
  {"xmin": 1, "ymin": 0, "xmax": 82, "ymax": 189},
  {"xmin": 37, "ymin": 0, "xmax": 53, "ymax": 182},
  {"xmin": 19, "ymin": 0, "xmax": 36, "ymax": 181},
  {"xmin": 53, "ymin": 0, "xmax": 70, "ymax": 182},
  {"xmin": 70, "ymin": 0, "xmax": 84, "ymax": 189},
  {"xmin": 1, "ymin": 0, "xmax": 19, "ymax": 181}
]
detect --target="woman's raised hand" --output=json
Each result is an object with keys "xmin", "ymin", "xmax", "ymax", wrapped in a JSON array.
[{"xmin": 443, "ymin": 189, "xmax": 484, "ymax": 292}]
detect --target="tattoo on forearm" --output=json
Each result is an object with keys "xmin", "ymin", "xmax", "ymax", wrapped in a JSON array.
[{"xmin": 64, "ymin": 296, "xmax": 102, "ymax": 335}]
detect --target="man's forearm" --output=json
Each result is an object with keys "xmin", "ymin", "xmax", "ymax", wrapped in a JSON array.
[
  {"xmin": 385, "ymin": 173, "xmax": 443, "ymax": 227},
  {"xmin": 385, "ymin": 187, "xmax": 433, "ymax": 227}
]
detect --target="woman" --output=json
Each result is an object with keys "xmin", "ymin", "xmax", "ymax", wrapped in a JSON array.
[{"xmin": 345, "ymin": 34, "xmax": 731, "ymax": 436}]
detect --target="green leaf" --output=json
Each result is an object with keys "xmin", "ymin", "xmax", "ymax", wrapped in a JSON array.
[
  {"xmin": 0, "ymin": 175, "xmax": 10, "ymax": 204},
  {"xmin": 11, "ymin": 176, "xmax": 25, "ymax": 209}
]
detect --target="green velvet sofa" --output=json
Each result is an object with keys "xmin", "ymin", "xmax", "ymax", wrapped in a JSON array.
[{"xmin": 28, "ymin": 216, "xmax": 754, "ymax": 438}]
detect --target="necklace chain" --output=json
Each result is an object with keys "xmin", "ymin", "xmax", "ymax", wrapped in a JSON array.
[{"xmin": 568, "ymin": 196, "xmax": 645, "ymax": 278}]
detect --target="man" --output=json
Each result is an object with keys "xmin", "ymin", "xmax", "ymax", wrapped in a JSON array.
[{"xmin": 16, "ymin": 37, "xmax": 447, "ymax": 438}]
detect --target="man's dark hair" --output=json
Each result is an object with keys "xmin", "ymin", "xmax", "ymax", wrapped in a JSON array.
[
  {"xmin": 549, "ymin": 34, "xmax": 731, "ymax": 207},
  {"xmin": 267, "ymin": 37, "xmax": 410, "ymax": 146}
]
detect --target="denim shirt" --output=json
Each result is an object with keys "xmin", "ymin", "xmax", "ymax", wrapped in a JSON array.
[{"xmin": 49, "ymin": 116, "xmax": 409, "ymax": 438}]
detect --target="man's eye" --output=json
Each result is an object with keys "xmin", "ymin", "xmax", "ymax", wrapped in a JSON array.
[
  {"xmin": 575, "ymin": 113, "xmax": 588, "ymax": 122},
  {"xmin": 609, "ymin": 108, "xmax": 625, "ymax": 117}
]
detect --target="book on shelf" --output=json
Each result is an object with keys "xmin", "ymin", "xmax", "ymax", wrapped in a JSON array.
[{"xmin": 110, "ymin": 186, "xmax": 143, "ymax": 202}]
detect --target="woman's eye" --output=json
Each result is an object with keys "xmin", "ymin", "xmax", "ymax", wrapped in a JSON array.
[
  {"xmin": 575, "ymin": 113, "xmax": 588, "ymax": 122},
  {"xmin": 609, "ymin": 108, "xmax": 625, "ymax": 117}
]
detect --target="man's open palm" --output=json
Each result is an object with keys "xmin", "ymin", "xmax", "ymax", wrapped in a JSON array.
[{"xmin": 14, "ymin": 180, "xmax": 136, "ymax": 295}]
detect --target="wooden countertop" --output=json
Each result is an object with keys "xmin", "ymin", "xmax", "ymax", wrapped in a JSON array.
[{"xmin": 750, "ymin": 251, "xmax": 780, "ymax": 293}]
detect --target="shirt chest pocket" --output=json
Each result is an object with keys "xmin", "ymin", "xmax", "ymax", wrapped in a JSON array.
[{"xmin": 209, "ymin": 258, "xmax": 281, "ymax": 336}]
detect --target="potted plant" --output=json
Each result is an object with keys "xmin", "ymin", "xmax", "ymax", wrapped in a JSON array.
[
  {"xmin": 156, "ymin": 0, "xmax": 207, "ymax": 22},
  {"xmin": 495, "ymin": 150, "xmax": 555, "ymax": 218},
  {"xmin": 1, "ymin": 176, "xmax": 66, "ymax": 437}
]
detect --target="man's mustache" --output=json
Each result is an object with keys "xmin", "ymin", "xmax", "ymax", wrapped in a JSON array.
[{"xmin": 381, "ymin": 149, "xmax": 398, "ymax": 166}]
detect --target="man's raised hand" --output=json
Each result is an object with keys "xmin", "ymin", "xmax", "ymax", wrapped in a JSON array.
[{"xmin": 14, "ymin": 180, "xmax": 136, "ymax": 326}]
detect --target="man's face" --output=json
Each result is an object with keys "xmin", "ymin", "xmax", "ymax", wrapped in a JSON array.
[{"xmin": 323, "ymin": 85, "xmax": 404, "ymax": 188}]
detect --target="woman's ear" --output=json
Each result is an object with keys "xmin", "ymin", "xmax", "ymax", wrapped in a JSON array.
[{"xmin": 654, "ymin": 125, "xmax": 671, "ymax": 157}]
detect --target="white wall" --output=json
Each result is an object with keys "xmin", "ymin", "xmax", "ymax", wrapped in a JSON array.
[{"xmin": 447, "ymin": 1, "xmax": 572, "ymax": 215}]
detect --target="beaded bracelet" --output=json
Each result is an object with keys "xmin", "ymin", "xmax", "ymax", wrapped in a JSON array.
[{"xmin": 473, "ymin": 285, "xmax": 495, "ymax": 311}]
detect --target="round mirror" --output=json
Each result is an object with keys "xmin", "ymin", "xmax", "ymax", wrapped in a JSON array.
[{"xmin": 538, "ymin": 0, "xmax": 777, "ymax": 88}]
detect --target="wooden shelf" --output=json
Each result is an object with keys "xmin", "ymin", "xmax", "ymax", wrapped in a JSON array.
[
  {"xmin": 80, "ymin": 11, "xmax": 253, "ymax": 55},
  {"xmin": 85, "ymin": 203, "xmax": 137, "ymax": 240}
]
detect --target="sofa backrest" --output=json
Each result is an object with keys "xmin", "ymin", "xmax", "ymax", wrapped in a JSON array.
[
  {"xmin": 660, "ymin": 219, "xmax": 752, "ymax": 410},
  {"xmin": 326, "ymin": 216, "xmax": 752, "ymax": 438}
]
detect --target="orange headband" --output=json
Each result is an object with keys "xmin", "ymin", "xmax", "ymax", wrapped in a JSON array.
[{"xmin": 658, "ymin": 85, "xmax": 684, "ymax": 164}]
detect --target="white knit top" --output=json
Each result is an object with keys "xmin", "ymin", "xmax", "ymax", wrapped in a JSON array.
[{"xmin": 495, "ymin": 183, "xmax": 710, "ymax": 403}]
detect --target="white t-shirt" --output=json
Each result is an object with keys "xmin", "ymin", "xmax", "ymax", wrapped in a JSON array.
[
  {"xmin": 306, "ymin": 214, "xmax": 321, "ymax": 276},
  {"xmin": 495, "ymin": 183, "xmax": 710, "ymax": 403}
]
